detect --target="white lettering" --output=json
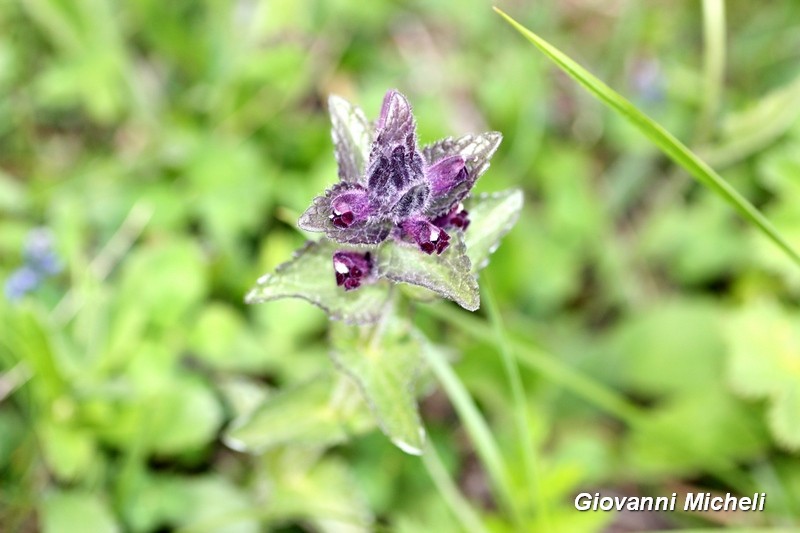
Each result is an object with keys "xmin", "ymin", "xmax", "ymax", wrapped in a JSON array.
[
  {"xmin": 575, "ymin": 493, "xmax": 592, "ymax": 511},
  {"xmin": 710, "ymin": 497, "xmax": 723, "ymax": 511},
  {"xmin": 739, "ymin": 497, "xmax": 751, "ymax": 511},
  {"xmin": 684, "ymin": 492, "xmax": 705, "ymax": 511},
  {"xmin": 724, "ymin": 493, "xmax": 738, "ymax": 511}
]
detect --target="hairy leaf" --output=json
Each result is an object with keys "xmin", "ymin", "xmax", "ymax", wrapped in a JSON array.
[
  {"xmin": 374, "ymin": 90, "xmax": 416, "ymax": 148},
  {"xmin": 298, "ymin": 183, "xmax": 391, "ymax": 245},
  {"xmin": 422, "ymin": 132, "xmax": 503, "ymax": 217},
  {"xmin": 465, "ymin": 189, "xmax": 524, "ymax": 272},
  {"xmin": 377, "ymin": 233, "xmax": 479, "ymax": 310},
  {"xmin": 224, "ymin": 375, "xmax": 372, "ymax": 452},
  {"xmin": 245, "ymin": 239, "xmax": 391, "ymax": 324},
  {"xmin": 329, "ymin": 95, "xmax": 372, "ymax": 184},
  {"xmin": 330, "ymin": 318, "xmax": 426, "ymax": 455}
]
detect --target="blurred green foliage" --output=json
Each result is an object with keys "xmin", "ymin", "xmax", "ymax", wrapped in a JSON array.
[{"xmin": 2, "ymin": 0, "xmax": 800, "ymax": 531}]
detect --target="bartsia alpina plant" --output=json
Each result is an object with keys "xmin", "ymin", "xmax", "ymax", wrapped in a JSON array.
[{"xmin": 245, "ymin": 90, "xmax": 523, "ymax": 324}]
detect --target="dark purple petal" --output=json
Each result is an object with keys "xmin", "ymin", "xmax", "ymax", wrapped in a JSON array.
[
  {"xmin": 433, "ymin": 202, "xmax": 470, "ymax": 231},
  {"xmin": 401, "ymin": 219, "xmax": 450, "ymax": 255},
  {"xmin": 333, "ymin": 251, "xmax": 373, "ymax": 291},
  {"xmin": 389, "ymin": 145, "xmax": 409, "ymax": 189},
  {"xmin": 426, "ymin": 155, "xmax": 467, "ymax": 195},
  {"xmin": 391, "ymin": 183, "xmax": 430, "ymax": 220},
  {"xmin": 330, "ymin": 187, "xmax": 370, "ymax": 228}
]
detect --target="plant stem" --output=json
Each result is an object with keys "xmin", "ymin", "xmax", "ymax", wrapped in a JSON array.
[
  {"xmin": 484, "ymin": 280, "xmax": 549, "ymax": 529},
  {"xmin": 421, "ymin": 438, "xmax": 489, "ymax": 533},
  {"xmin": 422, "ymin": 303, "xmax": 642, "ymax": 424},
  {"xmin": 424, "ymin": 343, "xmax": 523, "ymax": 527},
  {"xmin": 422, "ymin": 302, "xmax": 754, "ymax": 494},
  {"xmin": 698, "ymin": 0, "xmax": 726, "ymax": 142}
]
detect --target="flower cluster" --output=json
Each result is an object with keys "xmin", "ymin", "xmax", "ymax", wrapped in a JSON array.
[
  {"xmin": 299, "ymin": 90, "xmax": 501, "ymax": 291},
  {"xmin": 4, "ymin": 228, "xmax": 62, "ymax": 301},
  {"xmin": 245, "ymin": 89, "xmax": 521, "ymax": 323}
]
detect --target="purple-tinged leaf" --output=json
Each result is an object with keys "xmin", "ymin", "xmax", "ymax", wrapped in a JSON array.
[
  {"xmin": 299, "ymin": 183, "xmax": 391, "ymax": 245},
  {"xmin": 422, "ymin": 132, "xmax": 503, "ymax": 217},
  {"xmin": 374, "ymin": 90, "xmax": 416, "ymax": 148},
  {"xmin": 377, "ymin": 232, "xmax": 479, "ymax": 311},
  {"xmin": 391, "ymin": 183, "xmax": 430, "ymax": 220},
  {"xmin": 245, "ymin": 239, "xmax": 391, "ymax": 324},
  {"xmin": 329, "ymin": 95, "xmax": 372, "ymax": 184}
]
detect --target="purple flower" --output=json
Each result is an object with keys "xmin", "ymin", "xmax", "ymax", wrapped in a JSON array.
[
  {"xmin": 299, "ymin": 90, "xmax": 502, "ymax": 290},
  {"xmin": 333, "ymin": 251, "xmax": 373, "ymax": 291}
]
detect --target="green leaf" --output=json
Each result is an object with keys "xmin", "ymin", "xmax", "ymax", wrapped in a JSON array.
[
  {"xmin": 41, "ymin": 491, "xmax": 120, "ymax": 533},
  {"xmin": 495, "ymin": 7, "xmax": 800, "ymax": 270},
  {"xmin": 268, "ymin": 457, "xmax": 374, "ymax": 530},
  {"xmin": 464, "ymin": 189, "xmax": 524, "ymax": 273},
  {"xmin": 377, "ymin": 233, "xmax": 479, "ymax": 311},
  {"xmin": 116, "ymin": 238, "xmax": 207, "ymax": 329},
  {"xmin": 770, "ymin": 385, "xmax": 800, "ymax": 452},
  {"xmin": 603, "ymin": 299, "xmax": 726, "ymax": 397},
  {"xmin": 178, "ymin": 477, "xmax": 260, "ymax": 533},
  {"xmin": 330, "ymin": 319, "xmax": 426, "ymax": 455},
  {"xmin": 727, "ymin": 301, "xmax": 794, "ymax": 399},
  {"xmin": 147, "ymin": 378, "xmax": 224, "ymax": 455},
  {"xmin": 38, "ymin": 421, "xmax": 96, "ymax": 482},
  {"xmin": 623, "ymin": 384, "xmax": 767, "ymax": 478},
  {"xmin": 224, "ymin": 375, "xmax": 372, "ymax": 452},
  {"xmin": 246, "ymin": 239, "xmax": 392, "ymax": 325},
  {"xmin": 726, "ymin": 301, "xmax": 800, "ymax": 450},
  {"xmin": 188, "ymin": 303, "xmax": 272, "ymax": 372}
]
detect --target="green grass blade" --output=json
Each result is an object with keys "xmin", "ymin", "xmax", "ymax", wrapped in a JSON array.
[
  {"xmin": 494, "ymin": 7, "xmax": 800, "ymax": 269},
  {"xmin": 421, "ymin": 438, "xmax": 489, "ymax": 533},
  {"xmin": 424, "ymin": 343, "xmax": 523, "ymax": 526},
  {"xmin": 483, "ymin": 281, "xmax": 548, "ymax": 528}
]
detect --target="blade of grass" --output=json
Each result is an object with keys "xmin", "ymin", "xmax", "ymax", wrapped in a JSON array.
[
  {"xmin": 698, "ymin": 0, "xmax": 726, "ymax": 142},
  {"xmin": 483, "ymin": 280, "xmax": 548, "ymax": 528},
  {"xmin": 493, "ymin": 7, "xmax": 800, "ymax": 270},
  {"xmin": 423, "ymin": 303, "xmax": 642, "ymax": 425},
  {"xmin": 421, "ymin": 438, "xmax": 489, "ymax": 533},
  {"xmin": 424, "ymin": 343, "xmax": 523, "ymax": 527},
  {"xmin": 422, "ymin": 303, "xmax": 753, "ymax": 494}
]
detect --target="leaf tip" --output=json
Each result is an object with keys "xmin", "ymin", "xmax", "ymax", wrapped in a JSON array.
[{"xmin": 390, "ymin": 427, "xmax": 426, "ymax": 456}]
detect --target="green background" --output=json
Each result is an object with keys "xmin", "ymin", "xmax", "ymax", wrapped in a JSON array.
[{"xmin": 2, "ymin": 0, "xmax": 800, "ymax": 531}]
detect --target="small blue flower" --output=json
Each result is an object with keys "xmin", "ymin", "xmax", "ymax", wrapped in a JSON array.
[
  {"xmin": 4, "ymin": 228, "xmax": 62, "ymax": 302},
  {"xmin": 4, "ymin": 266, "xmax": 41, "ymax": 301}
]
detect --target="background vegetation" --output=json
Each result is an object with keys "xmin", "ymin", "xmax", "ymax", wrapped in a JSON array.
[{"xmin": 2, "ymin": 0, "xmax": 800, "ymax": 531}]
